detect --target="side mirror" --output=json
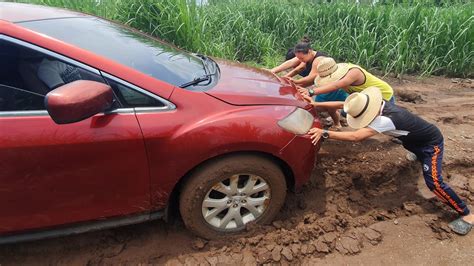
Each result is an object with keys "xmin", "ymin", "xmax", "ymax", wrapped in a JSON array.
[{"xmin": 45, "ymin": 80, "xmax": 113, "ymax": 124}]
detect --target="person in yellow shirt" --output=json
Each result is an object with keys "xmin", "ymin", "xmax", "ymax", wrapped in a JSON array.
[{"xmin": 299, "ymin": 57, "xmax": 395, "ymax": 104}]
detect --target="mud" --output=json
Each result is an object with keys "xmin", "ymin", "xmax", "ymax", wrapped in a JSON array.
[
  {"xmin": 0, "ymin": 76, "xmax": 472, "ymax": 265},
  {"xmin": 396, "ymin": 89, "xmax": 425, "ymax": 103}
]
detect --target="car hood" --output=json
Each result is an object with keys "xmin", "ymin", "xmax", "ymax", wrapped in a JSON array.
[{"xmin": 205, "ymin": 59, "xmax": 309, "ymax": 108}]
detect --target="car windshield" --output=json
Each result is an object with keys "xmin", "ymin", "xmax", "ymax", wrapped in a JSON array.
[{"xmin": 19, "ymin": 17, "xmax": 211, "ymax": 89}]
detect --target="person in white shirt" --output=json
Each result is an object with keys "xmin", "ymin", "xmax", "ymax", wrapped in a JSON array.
[{"xmin": 304, "ymin": 86, "xmax": 473, "ymax": 236}]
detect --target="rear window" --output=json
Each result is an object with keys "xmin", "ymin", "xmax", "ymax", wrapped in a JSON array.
[{"xmin": 19, "ymin": 17, "xmax": 207, "ymax": 88}]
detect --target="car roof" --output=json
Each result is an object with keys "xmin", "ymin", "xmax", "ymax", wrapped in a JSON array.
[{"xmin": 0, "ymin": 2, "xmax": 89, "ymax": 23}]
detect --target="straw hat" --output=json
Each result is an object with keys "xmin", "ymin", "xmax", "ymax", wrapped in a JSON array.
[
  {"xmin": 343, "ymin": 86, "xmax": 383, "ymax": 129},
  {"xmin": 314, "ymin": 57, "xmax": 350, "ymax": 86}
]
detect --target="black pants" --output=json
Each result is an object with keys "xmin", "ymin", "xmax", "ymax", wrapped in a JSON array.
[{"xmin": 407, "ymin": 141, "xmax": 470, "ymax": 216}]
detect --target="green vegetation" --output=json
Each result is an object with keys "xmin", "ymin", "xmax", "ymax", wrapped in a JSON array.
[{"xmin": 16, "ymin": 0, "xmax": 474, "ymax": 77}]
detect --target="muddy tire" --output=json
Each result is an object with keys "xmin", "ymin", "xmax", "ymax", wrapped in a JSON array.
[{"xmin": 179, "ymin": 154, "xmax": 287, "ymax": 240}]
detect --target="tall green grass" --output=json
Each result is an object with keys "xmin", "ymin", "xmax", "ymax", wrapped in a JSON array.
[{"xmin": 16, "ymin": 0, "xmax": 474, "ymax": 77}]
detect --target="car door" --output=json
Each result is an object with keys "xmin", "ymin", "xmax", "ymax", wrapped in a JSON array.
[{"xmin": 0, "ymin": 37, "xmax": 151, "ymax": 235}]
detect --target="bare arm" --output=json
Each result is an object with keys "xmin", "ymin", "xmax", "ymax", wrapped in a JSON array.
[
  {"xmin": 301, "ymin": 94, "xmax": 344, "ymax": 109},
  {"xmin": 293, "ymin": 72, "xmax": 317, "ymax": 87},
  {"xmin": 284, "ymin": 62, "xmax": 306, "ymax": 78},
  {"xmin": 313, "ymin": 68, "xmax": 361, "ymax": 95},
  {"xmin": 313, "ymin": 101, "xmax": 344, "ymax": 109},
  {"xmin": 292, "ymin": 58, "xmax": 319, "ymax": 87},
  {"xmin": 308, "ymin": 127, "xmax": 378, "ymax": 144},
  {"xmin": 270, "ymin": 57, "xmax": 301, "ymax": 74}
]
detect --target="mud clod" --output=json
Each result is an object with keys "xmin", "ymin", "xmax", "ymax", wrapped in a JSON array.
[
  {"xmin": 361, "ymin": 227, "xmax": 383, "ymax": 245},
  {"xmin": 265, "ymin": 244, "xmax": 274, "ymax": 251},
  {"xmin": 192, "ymin": 238, "xmax": 207, "ymax": 250},
  {"xmin": 396, "ymin": 90, "xmax": 424, "ymax": 103},
  {"xmin": 336, "ymin": 236, "xmax": 361, "ymax": 255},
  {"xmin": 426, "ymin": 219, "xmax": 453, "ymax": 240},
  {"xmin": 322, "ymin": 232, "xmax": 338, "ymax": 245},
  {"xmin": 272, "ymin": 220, "xmax": 284, "ymax": 229},
  {"xmin": 271, "ymin": 246, "xmax": 282, "ymax": 262},
  {"xmin": 469, "ymin": 181, "xmax": 474, "ymax": 193},
  {"xmin": 241, "ymin": 250, "xmax": 256, "ymax": 264},
  {"xmin": 247, "ymin": 235, "xmax": 263, "ymax": 246},
  {"xmin": 304, "ymin": 244, "xmax": 317, "ymax": 255},
  {"xmin": 314, "ymin": 240, "xmax": 330, "ymax": 253},
  {"xmin": 257, "ymin": 251, "xmax": 272, "ymax": 264},
  {"xmin": 204, "ymin": 256, "xmax": 218, "ymax": 265},
  {"xmin": 319, "ymin": 219, "xmax": 337, "ymax": 233},
  {"xmin": 403, "ymin": 202, "xmax": 423, "ymax": 215},
  {"xmin": 281, "ymin": 247, "xmax": 294, "ymax": 261},
  {"xmin": 290, "ymin": 244, "xmax": 300, "ymax": 256}
]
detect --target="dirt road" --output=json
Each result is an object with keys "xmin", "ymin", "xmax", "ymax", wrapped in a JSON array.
[{"xmin": 0, "ymin": 76, "xmax": 472, "ymax": 265}]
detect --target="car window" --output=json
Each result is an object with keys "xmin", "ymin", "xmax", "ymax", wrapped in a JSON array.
[
  {"xmin": 104, "ymin": 77, "xmax": 165, "ymax": 108},
  {"xmin": 0, "ymin": 39, "xmax": 107, "ymax": 112},
  {"xmin": 20, "ymin": 17, "xmax": 214, "ymax": 90},
  {"xmin": 0, "ymin": 37, "xmax": 167, "ymax": 113}
]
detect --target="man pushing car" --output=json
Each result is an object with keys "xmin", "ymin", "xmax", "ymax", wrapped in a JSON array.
[{"xmin": 303, "ymin": 87, "xmax": 473, "ymax": 235}]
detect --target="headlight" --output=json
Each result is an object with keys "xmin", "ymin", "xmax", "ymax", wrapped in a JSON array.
[{"xmin": 277, "ymin": 108, "xmax": 314, "ymax": 135}]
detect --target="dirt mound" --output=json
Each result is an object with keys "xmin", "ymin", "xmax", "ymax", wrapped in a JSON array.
[
  {"xmin": 167, "ymin": 135, "xmax": 472, "ymax": 265},
  {"xmin": 396, "ymin": 89, "xmax": 425, "ymax": 103},
  {"xmin": 450, "ymin": 78, "xmax": 474, "ymax": 89},
  {"xmin": 161, "ymin": 138, "xmax": 437, "ymax": 264},
  {"xmin": 437, "ymin": 114, "xmax": 463, "ymax": 125}
]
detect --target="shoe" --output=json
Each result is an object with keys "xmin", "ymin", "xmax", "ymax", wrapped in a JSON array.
[{"xmin": 448, "ymin": 218, "xmax": 473, "ymax": 235}]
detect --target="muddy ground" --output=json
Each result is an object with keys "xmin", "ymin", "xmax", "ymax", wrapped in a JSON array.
[{"xmin": 0, "ymin": 76, "xmax": 473, "ymax": 265}]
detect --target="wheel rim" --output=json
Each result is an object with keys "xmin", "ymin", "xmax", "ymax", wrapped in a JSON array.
[{"xmin": 201, "ymin": 174, "xmax": 271, "ymax": 230}]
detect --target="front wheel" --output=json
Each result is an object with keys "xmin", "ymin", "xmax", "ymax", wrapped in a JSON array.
[{"xmin": 179, "ymin": 154, "xmax": 287, "ymax": 239}]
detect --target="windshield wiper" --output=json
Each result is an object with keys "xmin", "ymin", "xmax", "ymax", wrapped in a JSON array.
[
  {"xmin": 195, "ymin": 54, "xmax": 219, "ymax": 75},
  {"xmin": 179, "ymin": 75, "xmax": 211, "ymax": 88},
  {"xmin": 180, "ymin": 54, "xmax": 219, "ymax": 88}
]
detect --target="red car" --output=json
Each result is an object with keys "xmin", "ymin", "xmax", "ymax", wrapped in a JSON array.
[{"xmin": 0, "ymin": 3, "xmax": 321, "ymax": 243}]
